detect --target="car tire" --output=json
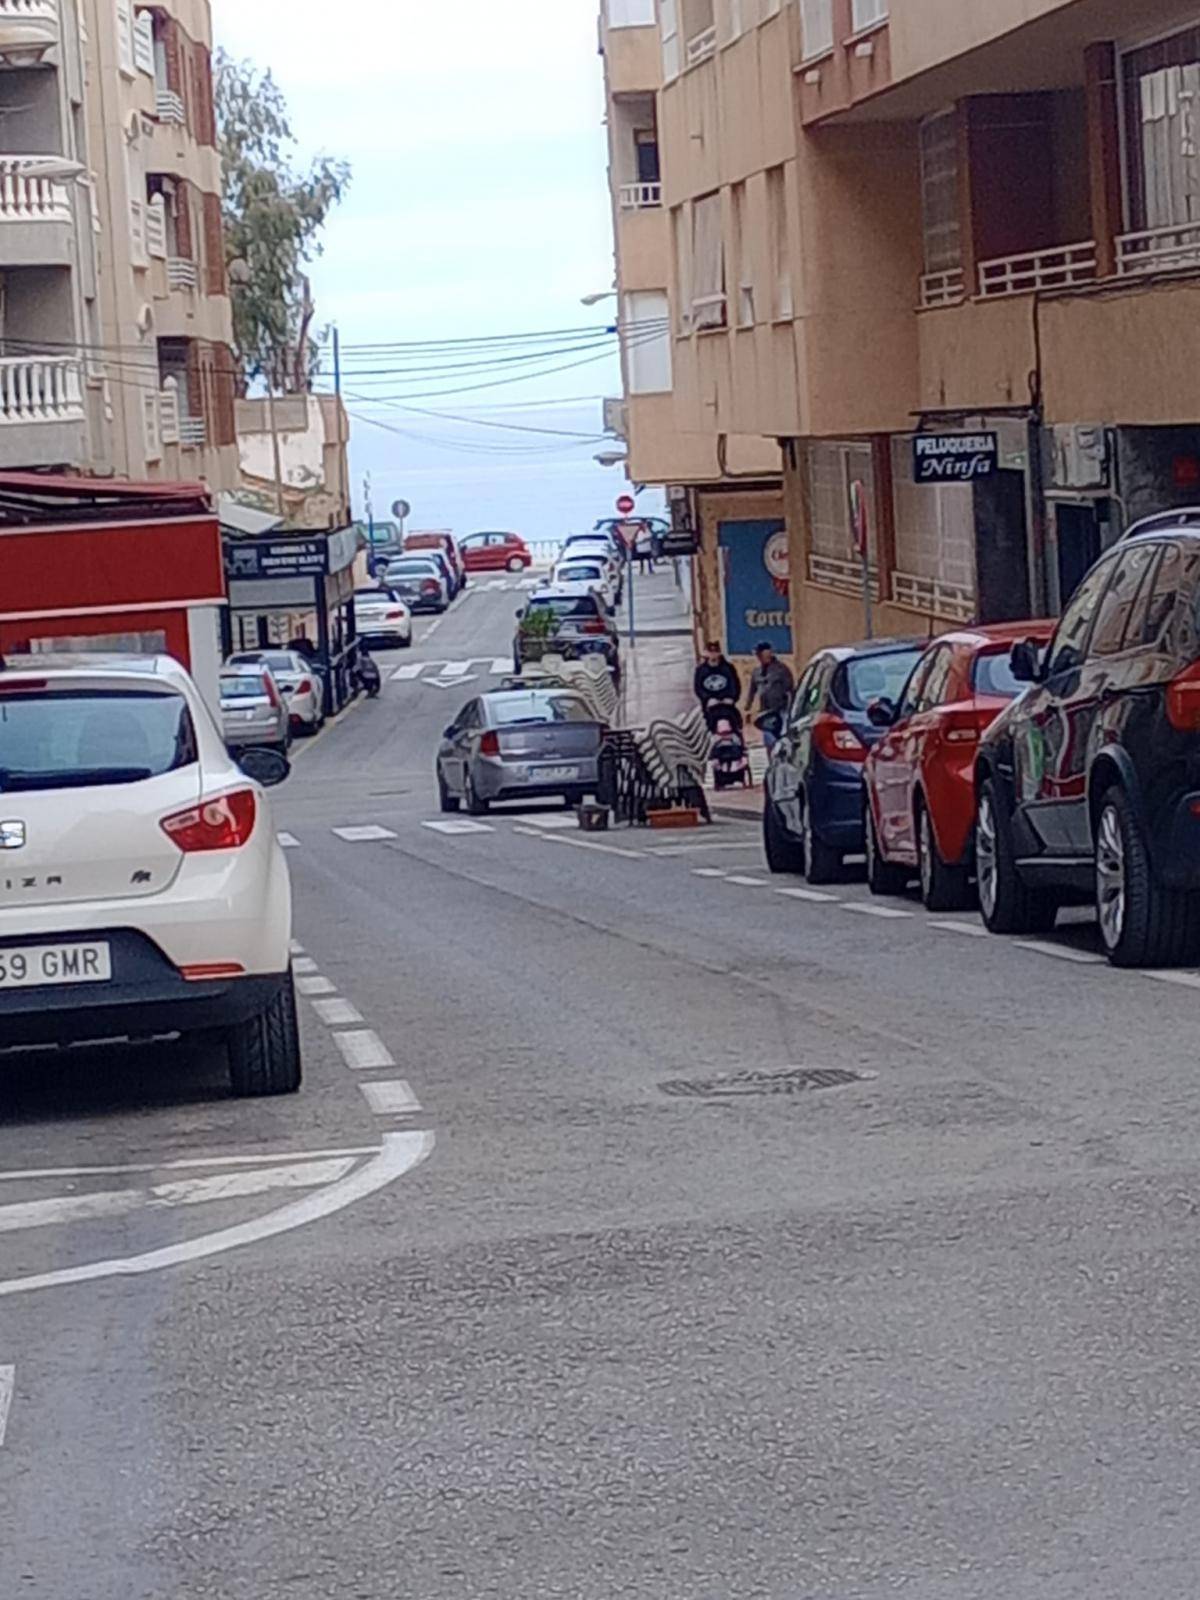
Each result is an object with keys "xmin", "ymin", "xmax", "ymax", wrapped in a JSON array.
[
  {"xmin": 228, "ymin": 970, "xmax": 302, "ymax": 1098},
  {"xmin": 507, "ymin": 556, "xmax": 524, "ymax": 573},
  {"xmin": 763, "ymin": 795, "xmax": 806, "ymax": 874},
  {"xmin": 1095, "ymin": 785, "xmax": 1199, "ymax": 967},
  {"xmin": 976, "ymin": 778, "xmax": 1058, "ymax": 935},
  {"xmin": 802, "ymin": 800, "xmax": 842, "ymax": 886},
  {"xmin": 917, "ymin": 799, "xmax": 972, "ymax": 912},
  {"xmin": 465, "ymin": 774, "xmax": 489, "ymax": 815},
  {"xmin": 865, "ymin": 803, "xmax": 909, "ymax": 897},
  {"xmin": 438, "ymin": 770, "xmax": 460, "ymax": 814}
]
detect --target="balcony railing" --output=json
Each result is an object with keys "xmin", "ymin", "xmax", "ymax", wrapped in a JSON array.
[
  {"xmin": 145, "ymin": 197, "xmax": 166, "ymax": 258},
  {"xmin": 891, "ymin": 570, "xmax": 974, "ymax": 622},
  {"xmin": 0, "ymin": 158, "xmax": 71, "ymax": 223},
  {"xmin": 0, "ymin": 355, "xmax": 84, "ymax": 426},
  {"xmin": 1116, "ymin": 222, "xmax": 1200, "ymax": 278},
  {"xmin": 808, "ymin": 552, "xmax": 880, "ymax": 599},
  {"xmin": 167, "ymin": 256, "xmax": 197, "ymax": 290},
  {"xmin": 685, "ymin": 25, "xmax": 716, "ymax": 65},
  {"xmin": 977, "ymin": 241, "xmax": 1096, "ymax": 299},
  {"xmin": 155, "ymin": 87, "xmax": 185, "ymax": 124},
  {"xmin": 0, "ymin": 0, "xmax": 57, "ymax": 65},
  {"xmin": 618, "ymin": 181, "xmax": 662, "ymax": 210},
  {"xmin": 919, "ymin": 267, "xmax": 965, "ymax": 309},
  {"xmin": 179, "ymin": 415, "xmax": 207, "ymax": 447}
]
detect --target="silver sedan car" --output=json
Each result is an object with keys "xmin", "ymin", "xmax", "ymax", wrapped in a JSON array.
[
  {"xmin": 219, "ymin": 666, "xmax": 290, "ymax": 755},
  {"xmin": 436, "ymin": 688, "xmax": 604, "ymax": 815}
]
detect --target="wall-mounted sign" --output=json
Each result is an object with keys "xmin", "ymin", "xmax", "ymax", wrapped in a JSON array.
[
  {"xmin": 912, "ymin": 432, "xmax": 999, "ymax": 484},
  {"xmin": 223, "ymin": 539, "xmax": 326, "ymax": 580}
]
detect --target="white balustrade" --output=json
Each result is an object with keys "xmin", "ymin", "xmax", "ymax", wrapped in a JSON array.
[
  {"xmin": 807, "ymin": 552, "xmax": 880, "ymax": 598},
  {"xmin": 977, "ymin": 241, "xmax": 1096, "ymax": 298},
  {"xmin": 619, "ymin": 181, "xmax": 662, "ymax": 210},
  {"xmin": 0, "ymin": 355, "xmax": 84, "ymax": 426},
  {"xmin": 920, "ymin": 267, "xmax": 965, "ymax": 309},
  {"xmin": 0, "ymin": 0, "xmax": 58, "ymax": 64},
  {"xmin": 0, "ymin": 158, "xmax": 70, "ymax": 223},
  {"xmin": 891, "ymin": 570, "xmax": 974, "ymax": 621},
  {"xmin": 685, "ymin": 24, "xmax": 716, "ymax": 64},
  {"xmin": 1116, "ymin": 222, "xmax": 1200, "ymax": 277}
]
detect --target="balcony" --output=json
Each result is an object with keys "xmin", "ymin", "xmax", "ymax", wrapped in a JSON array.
[
  {"xmin": 167, "ymin": 256, "xmax": 197, "ymax": 291},
  {"xmin": 619, "ymin": 181, "xmax": 661, "ymax": 210},
  {"xmin": 919, "ymin": 268, "xmax": 964, "ymax": 310},
  {"xmin": 685, "ymin": 25, "xmax": 716, "ymax": 66},
  {"xmin": 891, "ymin": 571, "xmax": 974, "ymax": 622},
  {"xmin": 155, "ymin": 88, "xmax": 185, "ymax": 125},
  {"xmin": 0, "ymin": 157, "xmax": 70, "ymax": 223},
  {"xmin": 0, "ymin": 354, "xmax": 83, "ymax": 426},
  {"xmin": 1116, "ymin": 223, "xmax": 1200, "ymax": 280},
  {"xmin": 977, "ymin": 241, "xmax": 1096, "ymax": 299},
  {"xmin": 0, "ymin": 0, "xmax": 56, "ymax": 66}
]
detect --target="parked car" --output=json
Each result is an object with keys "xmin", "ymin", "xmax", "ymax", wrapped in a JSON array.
[
  {"xmin": 381, "ymin": 555, "xmax": 450, "ymax": 612},
  {"xmin": 862, "ymin": 621, "xmax": 1056, "ymax": 909},
  {"xmin": 0, "ymin": 654, "xmax": 299, "ymax": 1093},
  {"xmin": 353, "ymin": 587, "xmax": 413, "ymax": 650},
  {"xmin": 762, "ymin": 638, "xmax": 924, "ymax": 883},
  {"xmin": 976, "ymin": 514, "xmax": 1200, "ymax": 966},
  {"xmin": 459, "ymin": 531, "xmax": 533, "ymax": 574},
  {"xmin": 225, "ymin": 649, "xmax": 324, "ymax": 735},
  {"xmin": 404, "ymin": 531, "xmax": 465, "ymax": 593},
  {"xmin": 513, "ymin": 591, "xmax": 621, "ymax": 681},
  {"xmin": 550, "ymin": 557, "xmax": 617, "ymax": 610},
  {"xmin": 560, "ymin": 535, "xmax": 624, "ymax": 599},
  {"xmin": 219, "ymin": 666, "xmax": 291, "ymax": 756},
  {"xmin": 436, "ymin": 687, "xmax": 604, "ymax": 814}
]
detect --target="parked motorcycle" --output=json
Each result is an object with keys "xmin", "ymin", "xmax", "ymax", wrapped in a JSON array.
[{"xmin": 354, "ymin": 645, "xmax": 381, "ymax": 699}]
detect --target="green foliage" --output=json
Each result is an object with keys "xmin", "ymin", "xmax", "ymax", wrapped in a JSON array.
[{"xmin": 215, "ymin": 50, "xmax": 351, "ymax": 389}]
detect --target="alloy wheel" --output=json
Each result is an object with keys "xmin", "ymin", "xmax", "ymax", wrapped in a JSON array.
[
  {"xmin": 1096, "ymin": 803, "xmax": 1127, "ymax": 951},
  {"xmin": 977, "ymin": 794, "xmax": 998, "ymax": 920}
]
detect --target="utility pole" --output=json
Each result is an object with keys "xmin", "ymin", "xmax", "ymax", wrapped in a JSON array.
[
  {"xmin": 332, "ymin": 325, "xmax": 348, "ymax": 523},
  {"xmin": 266, "ymin": 348, "xmax": 286, "ymax": 522}
]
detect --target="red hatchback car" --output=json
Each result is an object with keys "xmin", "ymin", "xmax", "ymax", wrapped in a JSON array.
[
  {"xmin": 863, "ymin": 621, "xmax": 1055, "ymax": 910},
  {"xmin": 459, "ymin": 531, "xmax": 533, "ymax": 574}
]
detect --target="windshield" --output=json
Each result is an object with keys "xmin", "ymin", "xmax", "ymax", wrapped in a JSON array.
[
  {"xmin": 973, "ymin": 649, "xmax": 1030, "ymax": 698},
  {"xmin": 0, "ymin": 688, "xmax": 198, "ymax": 791},
  {"xmin": 489, "ymin": 692, "xmax": 592, "ymax": 725},
  {"xmin": 836, "ymin": 650, "xmax": 923, "ymax": 710}
]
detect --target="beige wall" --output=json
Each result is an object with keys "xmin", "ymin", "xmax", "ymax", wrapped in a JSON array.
[
  {"xmin": 616, "ymin": 206, "xmax": 668, "ymax": 292},
  {"xmin": 605, "ymin": 23, "xmax": 660, "ymax": 96}
]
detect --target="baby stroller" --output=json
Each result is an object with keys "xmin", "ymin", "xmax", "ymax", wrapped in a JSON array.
[{"xmin": 705, "ymin": 701, "xmax": 750, "ymax": 789}]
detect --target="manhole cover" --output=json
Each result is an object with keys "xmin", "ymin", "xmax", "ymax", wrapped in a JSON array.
[{"xmin": 658, "ymin": 1067, "xmax": 871, "ymax": 1100}]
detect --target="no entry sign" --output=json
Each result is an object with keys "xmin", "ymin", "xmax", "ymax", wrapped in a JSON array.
[{"xmin": 616, "ymin": 494, "xmax": 636, "ymax": 516}]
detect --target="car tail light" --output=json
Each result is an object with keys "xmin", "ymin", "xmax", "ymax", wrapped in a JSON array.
[
  {"xmin": 813, "ymin": 713, "xmax": 866, "ymax": 763},
  {"xmin": 421, "ymin": 580, "xmax": 440, "ymax": 595},
  {"xmin": 385, "ymin": 608, "xmax": 406, "ymax": 620},
  {"xmin": 479, "ymin": 730, "xmax": 501, "ymax": 756},
  {"xmin": 1167, "ymin": 661, "xmax": 1200, "ymax": 731},
  {"xmin": 580, "ymin": 619, "xmax": 607, "ymax": 634},
  {"xmin": 161, "ymin": 789, "xmax": 258, "ymax": 852},
  {"xmin": 180, "ymin": 962, "xmax": 246, "ymax": 981},
  {"xmin": 296, "ymin": 678, "xmax": 314, "ymax": 695},
  {"xmin": 262, "ymin": 672, "xmax": 281, "ymax": 709},
  {"xmin": 0, "ymin": 679, "xmax": 49, "ymax": 694}
]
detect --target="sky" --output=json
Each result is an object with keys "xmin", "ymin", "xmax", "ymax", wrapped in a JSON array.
[{"xmin": 215, "ymin": 0, "xmax": 660, "ymax": 540}]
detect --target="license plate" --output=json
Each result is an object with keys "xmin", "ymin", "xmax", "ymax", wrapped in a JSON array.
[
  {"xmin": 0, "ymin": 942, "xmax": 111, "ymax": 989},
  {"xmin": 537, "ymin": 765, "xmax": 580, "ymax": 782}
]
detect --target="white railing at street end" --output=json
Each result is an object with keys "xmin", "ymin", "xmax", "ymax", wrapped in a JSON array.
[
  {"xmin": 978, "ymin": 240, "xmax": 1096, "ymax": 298},
  {"xmin": 619, "ymin": 181, "xmax": 662, "ymax": 210},
  {"xmin": 0, "ymin": 355, "xmax": 84, "ymax": 426},
  {"xmin": 1116, "ymin": 222, "xmax": 1200, "ymax": 277}
]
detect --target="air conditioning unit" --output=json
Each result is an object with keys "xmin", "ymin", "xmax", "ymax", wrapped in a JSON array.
[{"xmin": 1050, "ymin": 424, "xmax": 1109, "ymax": 491}]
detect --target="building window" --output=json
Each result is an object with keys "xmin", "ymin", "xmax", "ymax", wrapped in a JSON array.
[
  {"xmin": 805, "ymin": 441, "xmax": 879, "ymax": 588},
  {"xmin": 682, "ymin": 0, "xmax": 716, "ymax": 66},
  {"xmin": 1123, "ymin": 29, "xmax": 1200, "ymax": 237},
  {"xmin": 661, "ymin": 0, "xmax": 681, "ymax": 79},
  {"xmin": 851, "ymin": 0, "xmax": 888, "ymax": 32},
  {"xmin": 890, "ymin": 437, "xmax": 975, "ymax": 607},
  {"xmin": 623, "ymin": 290, "xmax": 672, "ymax": 394},
  {"xmin": 116, "ymin": 0, "xmax": 135, "ymax": 74},
  {"xmin": 607, "ymin": 0, "xmax": 656, "ymax": 25},
  {"xmin": 729, "ymin": 181, "xmax": 755, "ymax": 327},
  {"xmin": 799, "ymin": 0, "xmax": 833, "ymax": 59},
  {"xmin": 673, "ymin": 204, "xmax": 692, "ymax": 332},
  {"xmin": 719, "ymin": 0, "xmax": 745, "ymax": 47},
  {"xmin": 691, "ymin": 192, "xmax": 726, "ymax": 329},
  {"xmin": 634, "ymin": 127, "xmax": 661, "ymax": 186},
  {"xmin": 767, "ymin": 166, "xmax": 793, "ymax": 321},
  {"xmin": 919, "ymin": 111, "xmax": 961, "ymax": 274}
]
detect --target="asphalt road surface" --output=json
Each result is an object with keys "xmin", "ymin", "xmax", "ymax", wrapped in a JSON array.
[{"xmin": 6, "ymin": 577, "xmax": 1200, "ymax": 1597}]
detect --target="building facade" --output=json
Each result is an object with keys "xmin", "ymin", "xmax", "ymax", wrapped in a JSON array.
[
  {"xmin": 235, "ymin": 392, "xmax": 351, "ymax": 531},
  {"xmin": 601, "ymin": 0, "xmax": 1200, "ymax": 671},
  {"xmin": 82, "ymin": 0, "xmax": 237, "ymax": 489}
]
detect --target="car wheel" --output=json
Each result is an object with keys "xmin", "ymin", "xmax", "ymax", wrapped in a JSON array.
[
  {"xmin": 400, "ymin": 633, "xmax": 413, "ymax": 650},
  {"xmin": 507, "ymin": 556, "xmax": 524, "ymax": 573},
  {"xmin": 976, "ymin": 778, "xmax": 1057, "ymax": 935},
  {"xmin": 763, "ymin": 795, "xmax": 806, "ymax": 874},
  {"xmin": 802, "ymin": 800, "xmax": 842, "ymax": 886},
  {"xmin": 465, "ymin": 773, "xmax": 489, "ymax": 816},
  {"xmin": 227, "ymin": 970, "xmax": 302, "ymax": 1098},
  {"xmin": 917, "ymin": 800, "xmax": 972, "ymax": 912},
  {"xmin": 866, "ymin": 803, "xmax": 909, "ymax": 896},
  {"xmin": 1095, "ymin": 785, "xmax": 1199, "ymax": 967},
  {"xmin": 437, "ymin": 769, "xmax": 460, "ymax": 814}
]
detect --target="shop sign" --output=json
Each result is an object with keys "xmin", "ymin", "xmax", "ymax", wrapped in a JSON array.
[
  {"xmin": 223, "ymin": 539, "xmax": 327, "ymax": 580},
  {"xmin": 912, "ymin": 432, "xmax": 999, "ymax": 484},
  {"xmin": 659, "ymin": 526, "xmax": 699, "ymax": 557}
]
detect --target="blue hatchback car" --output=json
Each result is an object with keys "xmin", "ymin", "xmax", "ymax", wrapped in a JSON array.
[{"xmin": 763, "ymin": 637, "xmax": 924, "ymax": 882}]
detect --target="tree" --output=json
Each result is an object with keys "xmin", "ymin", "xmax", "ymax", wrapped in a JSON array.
[{"xmin": 215, "ymin": 51, "xmax": 351, "ymax": 392}]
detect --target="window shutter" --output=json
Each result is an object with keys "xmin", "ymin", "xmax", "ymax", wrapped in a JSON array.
[
  {"xmin": 202, "ymin": 191, "xmax": 225, "ymax": 294},
  {"xmin": 174, "ymin": 180, "xmax": 193, "ymax": 259}
]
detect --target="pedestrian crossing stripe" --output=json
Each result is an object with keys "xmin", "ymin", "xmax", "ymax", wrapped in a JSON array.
[{"xmin": 389, "ymin": 657, "xmax": 514, "ymax": 684}]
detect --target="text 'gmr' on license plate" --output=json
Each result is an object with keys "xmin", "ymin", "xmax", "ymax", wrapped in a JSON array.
[{"xmin": 0, "ymin": 942, "xmax": 112, "ymax": 989}]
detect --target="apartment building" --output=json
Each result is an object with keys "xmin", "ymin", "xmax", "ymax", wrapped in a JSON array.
[
  {"xmin": 603, "ymin": 0, "xmax": 1200, "ymax": 672},
  {"xmin": 83, "ymin": 0, "xmax": 237, "ymax": 488},
  {"xmin": 0, "ymin": 0, "xmax": 108, "ymax": 469}
]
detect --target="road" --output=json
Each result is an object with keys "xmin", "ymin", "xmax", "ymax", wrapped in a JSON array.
[{"xmin": 5, "ymin": 576, "xmax": 1200, "ymax": 1597}]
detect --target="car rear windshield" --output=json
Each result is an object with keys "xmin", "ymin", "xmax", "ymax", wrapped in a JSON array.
[
  {"xmin": 220, "ymin": 675, "xmax": 268, "ymax": 701},
  {"xmin": 385, "ymin": 561, "xmax": 438, "ymax": 577},
  {"xmin": 558, "ymin": 565, "xmax": 603, "ymax": 580},
  {"xmin": 973, "ymin": 650, "xmax": 1028, "ymax": 698},
  {"xmin": 835, "ymin": 649, "xmax": 923, "ymax": 710},
  {"xmin": 525, "ymin": 597, "xmax": 602, "ymax": 620},
  {"xmin": 489, "ymin": 692, "xmax": 592, "ymax": 725},
  {"xmin": 230, "ymin": 651, "xmax": 293, "ymax": 673},
  {"xmin": 0, "ymin": 688, "xmax": 198, "ymax": 791}
]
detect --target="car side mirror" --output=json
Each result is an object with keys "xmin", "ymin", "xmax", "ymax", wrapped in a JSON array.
[
  {"xmin": 1009, "ymin": 639, "xmax": 1042, "ymax": 684},
  {"xmin": 867, "ymin": 697, "xmax": 897, "ymax": 729},
  {"xmin": 238, "ymin": 747, "xmax": 290, "ymax": 788}
]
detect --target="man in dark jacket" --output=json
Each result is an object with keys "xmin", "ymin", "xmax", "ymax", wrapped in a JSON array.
[
  {"xmin": 745, "ymin": 641, "xmax": 795, "ymax": 751},
  {"xmin": 694, "ymin": 641, "xmax": 742, "ymax": 729}
]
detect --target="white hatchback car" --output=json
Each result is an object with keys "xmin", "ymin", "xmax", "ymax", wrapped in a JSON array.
[{"xmin": 0, "ymin": 654, "xmax": 300, "ymax": 1096}]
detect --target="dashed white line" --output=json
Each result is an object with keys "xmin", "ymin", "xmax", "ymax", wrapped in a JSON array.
[
  {"xmin": 333, "ymin": 1030, "xmax": 396, "ymax": 1071},
  {"xmin": 1142, "ymin": 969, "xmax": 1200, "ymax": 989},
  {"xmin": 289, "ymin": 939, "xmax": 305, "ymax": 955},
  {"xmin": 311, "ymin": 997, "xmax": 364, "ymax": 1026},
  {"xmin": 422, "ymin": 819, "xmax": 494, "ymax": 835},
  {"xmin": 692, "ymin": 867, "xmax": 728, "ymax": 878},
  {"xmin": 332, "ymin": 825, "xmax": 397, "ymax": 842},
  {"xmin": 0, "ymin": 1366, "xmax": 12, "ymax": 1448},
  {"xmin": 650, "ymin": 842, "xmax": 762, "ymax": 856},
  {"xmin": 390, "ymin": 661, "xmax": 425, "ymax": 681},
  {"xmin": 774, "ymin": 886, "xmax": 840, "ymax": 903},
  {"xmin": 291, "ymin": 956, "xmax": 318, "ymax": 974},
  {"xmin": 359, "ymin": 1079, "xmax": 421, "ymax": 1117},
  {"xmin": 424, "ymin": 618, "xmax": 443, "ymax": 637},
  {"xmin": 842, "ymin": 902, "xmax": 914, "ymax": 920},
  {"xmin": 930, "ymin": 919, "xmax": 989, "ymax": 937},
  {"xmin": 725, "ymin": 875, "xmax": 770, "ymax": 887},
  {"xmin": 514, "ymin": 826, "xmax": 643, "ymax": 860},
  {"xmin": 296, "ymin": 974, "xmax": 336, "ymax": 996},
  {"xmin": 517, "ymin": 814, "xmax": 582, "ymax": 830},
  {"xmin": 277, "ymin": 831, "xmax": 301, "ymax": 849},
  {"xmin": 1013, "ymin": 940, "xmax": 1104, "ymax": 965}
]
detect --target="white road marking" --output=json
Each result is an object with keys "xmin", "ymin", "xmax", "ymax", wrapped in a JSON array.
[
  {"xmin": 649, "ymin": 842, "xmax": 761, "ymax": 856},
  {"xmin": 0, "ymin": 1132, "xmax": 435, "ymax": 1301},
  {"xmin": 390, "ymin": 662, "xmax": 425, "ymax": 681},
  {"xmin": 424, "ymin": 619, "xmax": 443, "ymax": 637},
  {"xmin": 931, "ymin": 919, "xmax": 989, "ymax": 937},
  {"xmin": 774, "ymin": 886, "xmax": 840, "ymax": 903},
  {"xmin": 296, "ymin": 975, "xmax": 336, "ymax": 996},
  {"xmin": 519, "ymin": 577, "xmax": 539, "ymax": 589},
  {"xmin": 332, "ymin": 825, "xmax": 397, "ymax": 842},
  {"xmin": 517, "ymin": 814, "xmax": 581, "ymax": 830},
  {"xmin": 842, "ymin": 902, "xmax": 913, "ymax": 920},
  {"xmin": 1013, "ymin": 940, "xmax": 1105, "ymax": 965},
  {"xmin": 1142, "ymin": 969, "xmax": 1200, "ymax": 989},
  {"xmin": 491, "ymin": 658, "xmax": 513, "ymax": 675},
  {"xmin": 440, "ymin": 660, "xmax": 472, "ymax": 677},
  {"xmin": 291, "ymin": 956, "xmax": 318, "ymax": 974},
  {"xmin": 289, "ymin": 939, "xmax": 305, "ymax": 955},
  {"xmin": 0, "ymin": 1146, "xmax": 379, "ymax": 1183},
  {"xmin": 428, "ymin": 677, "xmax": 472, "ymax": 691},
  {"xmin": 333, "ymin": 1030, "xmax": 396, "ymax": 1071},
  {"xmin": 311, "ymin": 997, "xmax": 364, "ymax": 1026},
  {"xmin": 277, "ymin": 831, "xmax": 301, "ymax": 849},
  {"xmin": 0, "ymin": 1367, "xmax": 12, "ymax": 1448},
  {"xmin": 692, "ymin": 867, "xmax": 728, "ymax": 878},
  {"xmin": 725, "ymin": 875, "xmax": 770, "ymax": 887},
  {"xmin": 359, "ymin": 1079, "xmax": 421, "ymax": 1117},
  {"xmin": 0, "ymin": 1158, "xmax": 356, "ymax": 1237},
  {"xmin": 422, "ymin": 819, "xmax": 494, "ymax": 834},
  {"xmin": 514, "ymin": 826, "xmax": 642, "ymax": 860}
]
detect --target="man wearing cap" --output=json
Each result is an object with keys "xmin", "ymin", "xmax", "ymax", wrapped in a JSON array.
[
  {"xmin": 745, "ymin": 641, "xmax": 794, "ymax": 752},
  {"xmin": 693, "ymin": 640, "xmax": 741, "ymax": 729}
]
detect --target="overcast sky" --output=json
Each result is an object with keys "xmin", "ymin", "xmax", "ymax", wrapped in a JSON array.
[{"xmin": 215, "ymin": 0, "xmax": 655, "ymax": 540}]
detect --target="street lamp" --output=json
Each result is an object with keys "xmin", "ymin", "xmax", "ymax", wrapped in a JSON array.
[
  {"xmin": 594, "ymin": 449, "xmax": 627, "ymax": 468},
  {"xmin": 580, "ymin": 290, "xmax": 617, "ymax": 307}
]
